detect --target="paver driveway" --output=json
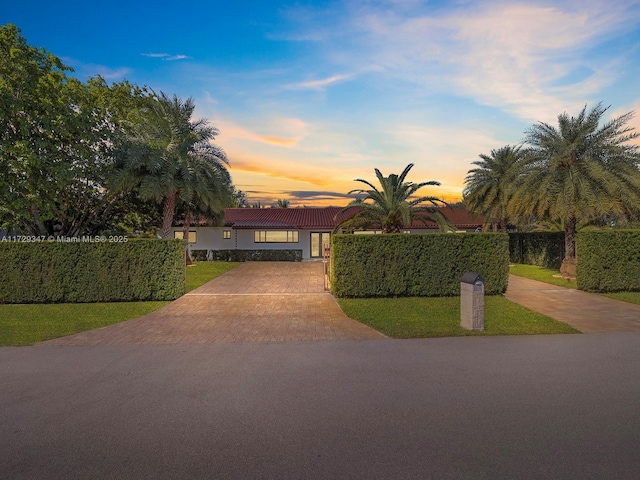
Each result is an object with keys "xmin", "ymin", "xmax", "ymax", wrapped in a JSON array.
[
  {"xmin": 40, "ymin": 262, "xmax": 385, "ymax": 346},
  {"xmin": 506, "ymin": 275, "xmax": 640, "ymax": 333}
]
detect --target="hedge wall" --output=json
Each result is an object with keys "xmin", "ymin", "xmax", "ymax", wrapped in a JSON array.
[
  {"xmin": 331, "ymin": 233, "xmax": 509, "ymax": 297},
  {"xmin": 0, "ymin": 239, "xmax": 184, "ymax": 304},
  {"xmin": 508, "ymin": 232, "xmax": 565, "ymax": 268},
  {"xmin": 576, "ymin": 230, "xmax": 640, "ymax": 292},
  {"xmin": 190, "ymin": 249, "xmax": 302, "ymax": 262}
]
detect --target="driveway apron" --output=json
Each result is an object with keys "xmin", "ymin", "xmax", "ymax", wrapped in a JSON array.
[
  {"xmin": 506, "ymin": 274, "xmax": 640, "ymax": 333},
  {"xmin": 40, "ymin": 262, "xmax": 385, "ymax": 346}
]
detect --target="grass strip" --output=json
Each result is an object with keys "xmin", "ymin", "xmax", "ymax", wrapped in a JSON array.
[
  {"xmin": 186, "ymin": 261, "xmax": 240, "ymax": 292},
  {"xmin": 1, "ymin": 261, "xmax": 240, "ymax": 346},
  {"xmin": 509, "ymin": 264, "xmax": 577, "ymax": 289},
  {"xmin": 601, "ymin": 292, "xmax": 640, "ymax": 305},
  {"xmin": 0, "ymin": 302, "xmax": 168, "ymax": 346},
  {"xmin": 338, "ymin": 295, "xmax": 579, "ymax": 338}
]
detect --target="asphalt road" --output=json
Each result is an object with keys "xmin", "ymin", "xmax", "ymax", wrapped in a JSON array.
[{"xmin": 2, "ymin": 333, "xmax": 640, "ymax": 479}]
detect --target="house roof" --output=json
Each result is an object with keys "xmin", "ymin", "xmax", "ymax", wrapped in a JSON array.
[{"xmin": 223, "ymin": 206, "xmax": 484, "ymax": 230}]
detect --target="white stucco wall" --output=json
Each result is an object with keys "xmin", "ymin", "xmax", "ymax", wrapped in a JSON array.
[
  {"xmin": 170, "ymin": 227, "xmax": 331, "ymax": 259},
  {"xmin": 169, "ymin": 227, "xmax": 475, "ymax": 259}
]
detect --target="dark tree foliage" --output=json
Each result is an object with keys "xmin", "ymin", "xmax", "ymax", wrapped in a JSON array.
[{"xmin": 0, "ymin": 24, "xmax": 145, "ymax": 236}]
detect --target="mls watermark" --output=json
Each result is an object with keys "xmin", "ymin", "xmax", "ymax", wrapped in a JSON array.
[{"xmin": 1, "ymin": 235, "xmax": 129, "ymax": 243}]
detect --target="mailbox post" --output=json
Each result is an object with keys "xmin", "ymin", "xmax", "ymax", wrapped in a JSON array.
[{"xmin": 460, "ymin": 272, "xmax": 484, "ymax": 331}]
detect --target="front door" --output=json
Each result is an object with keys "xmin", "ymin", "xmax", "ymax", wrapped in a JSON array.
[{"xmin": 311, "ymin": 232, "xmax": 331, "ymax": 258}]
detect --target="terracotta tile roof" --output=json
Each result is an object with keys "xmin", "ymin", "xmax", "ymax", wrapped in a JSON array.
[
  {"xmin": 411, "ymin": 206, "xmax": 485, "ymax": 229},
  {"xmin": 223, "ymin": 206, "xmax": 484, "ymax": 229}
]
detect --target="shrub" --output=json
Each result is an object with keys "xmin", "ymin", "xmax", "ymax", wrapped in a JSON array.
[
  {"xmin": 508, "ymin": 232, "xmax": 564, "ymax": 268},
  {"xmin": 0, "ymin": 239, "xmax": 184, "ymax": 303},
  {"xmin": 190, "ymin": 249, "xmax": 302, "ymax": 262},
  {"xmin": 576, "ymin": 230, "xmax": 640, "ymax": 292},
  {"xmin": 331, "ymin": 233, "xmax": 509, "ymax": 297}
]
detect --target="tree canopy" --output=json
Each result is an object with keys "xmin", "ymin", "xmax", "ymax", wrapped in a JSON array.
[
  {"xmin": 511, "ymin": 103, "xmax": 640, "ymax": 267},
  {"xmin": 0, "ymin": 24, "xmax": 235, "ymax": 238},
  {"xmin": 463, "ymin": 145, "xmax": 524, "ymax": 232},
  {"xmin": 335, "ymin": 164, "xmax": 451, "ymax": 233},
  {"xmin": 114, "ymin": 91, "xmax": 233, "ymax": 239}
]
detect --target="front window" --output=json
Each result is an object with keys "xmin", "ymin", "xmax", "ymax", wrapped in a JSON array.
[
  {"xmin": 174, "ymin": 231, "xmax": 197, "ymax": 243},
  {"xmin": 223, "ymin": 230, "xmax": 231, "ymax": 239},
  {"xmin": 254, "ymin": 231, "xmax": 299, "ymax": 243}
]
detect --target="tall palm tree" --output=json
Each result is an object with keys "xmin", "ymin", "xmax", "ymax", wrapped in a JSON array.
[
  {"xmin": 334, "ymin": 163, "xmax": 452, "ymax": 233},
  {"xmin": 178, "ymin": 146, "xmax": 234, "ymax": 264},
  {"xmin": 116, "ymin": 92, "xmax": 232, "ymax": 239},
  {"xmin": 511, "ymin": 103, "xmax": 640, "ymax": 273},
  {"xmin": 463, "ymin": 145, "xmax": 524, "ymax": 232}
]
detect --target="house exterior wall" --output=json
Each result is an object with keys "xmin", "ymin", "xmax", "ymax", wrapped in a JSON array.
[
  {"xmin": 169, "ymin": 224, "xmax": 479, "ymax": 260},
  {"xmin": 235, "ymin": 229, "xmax": 310, "ymax": 257},
  {"xmin": 171, "ymin": 227, "xmax": 328, "ymax": 260}
]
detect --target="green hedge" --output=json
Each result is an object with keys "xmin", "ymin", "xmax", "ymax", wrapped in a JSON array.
[
  {"xmin": 508, "ymin": 232, "xmax": 565, "ymax": 268},
  {"xmin": 576, "ymin": 230, "xmax": 640, "ymax": 292},
  {"xmin": 0, "ymin": 239, "xmax": 184, "ymax": 303},
  {"xmin": 190, "ymin": 249, "xmax": 302, "ymax": 262},
  {"xmin": 331, "ymin": 233, "xmax": 509, "ymax": 297}
]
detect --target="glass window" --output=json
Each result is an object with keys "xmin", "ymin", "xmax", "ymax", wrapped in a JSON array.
[
  {"xmin": 254, "ymin": 231, "xmax": 299, "ymax": 243},
  {"xmin": 223, "ymin": 230, "xmax": 231, "ymax": 239},
  {"xmin": 174, "ymin": 231, "xmax": 197, "ymax": 243}
]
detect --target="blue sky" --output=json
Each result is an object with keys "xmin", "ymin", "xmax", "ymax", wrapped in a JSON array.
[{"xmin": 4, "ymin": 0, "xmax": 640, "ymax": 206}]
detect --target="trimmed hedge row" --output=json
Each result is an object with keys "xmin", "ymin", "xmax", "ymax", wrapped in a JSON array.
[
  {"xmin": 0, "ymin": 240, "xmax": 184, "ymax": 304},
  {"xmin": 190, "ymin": 249, "xmax": 302, "ymax": 262},
  {"xmin": 331, "ymin": 233, "xmax": 509, "ymax": 297},
  {"xmin": 508, "ymin": 232, "xmax": 565, "ymax": 268},
  {"xmin": 576, "ymin": 230, "xmax": 640, "ymax": 292}
]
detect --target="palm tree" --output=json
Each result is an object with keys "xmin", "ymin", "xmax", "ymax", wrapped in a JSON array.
[
  {"xmin": 177, "ymin": 148, "xmax": 234, "ymax": 264},
  {"xmin": 463, "ymin": 145, "xmax": 524, "ymax": 232},
  {"xmin": 334, "ymin": 163, "xmax": 452, "ymax": 233},
  {"xmin": 511, "ymin": 103, "xmax": 640, "ymax": 273},
  {"xmin": 116, "ymin": 92, "xmax": 232, "ymax": 239}
]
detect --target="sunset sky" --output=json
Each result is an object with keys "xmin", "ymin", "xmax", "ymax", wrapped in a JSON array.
[{"xmin": 4, "ymin": 0, "xmax": 640, "ymax": 206}]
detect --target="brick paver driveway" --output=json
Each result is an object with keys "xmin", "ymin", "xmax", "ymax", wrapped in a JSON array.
[{"xmin": 41, "ymin": 262, "xmax": 385, "ymax": 346}]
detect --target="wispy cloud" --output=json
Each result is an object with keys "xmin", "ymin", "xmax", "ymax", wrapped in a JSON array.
[
  {"xmin": 286, "ymin": 74, "xmax": 352, "ymax": 90},
  {"xmin": 217, "ymin": 117, "xmax": 308, "ymax": 147},
  {"xmin": 61, "ymin": 57, "xmax": 130, "ymax": 79},
  {"xmin": 309, "ymin": 0, "xmax": 640, "ymax": 122},
  {"xmin": 141, "ymin": 53, "xmax": 190, "ymax": 61},
  {"xmin": 288, "ymin": 190, "xmax": 356, "ymax": 200},
  {"xmin": 230, "ymin": 155, "xmax": 333, "ymax": 186}
]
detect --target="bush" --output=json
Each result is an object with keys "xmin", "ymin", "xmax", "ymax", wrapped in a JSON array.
[
  {"xmin": 0, "ymin": 239, "xmax": 184, "ymax": 303},
  {"xmin": 508, "ymin": 232, "xmax": 565, "ymax": 268},
  {"xmin": 190, "ymin": 249, "xmax": 302, "ymax": 262},
  {"xmin": 331, "ymin": 233, "xmax": 509, "ymax": 297},
  {"xmin": 576, "ymin": 230, "xmax": 640, "ymax": 292}
]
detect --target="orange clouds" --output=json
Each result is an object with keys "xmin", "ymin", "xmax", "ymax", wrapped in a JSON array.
[
  {"xmin": 260, "ymin": 136, "xmax": 299, "ymax": 147},
  {"xmin": 229, "ymin": 155, "xmax": 338, "ymax": 187}
]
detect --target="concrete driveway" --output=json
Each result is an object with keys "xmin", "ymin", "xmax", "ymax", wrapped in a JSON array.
[{"xmin": 40, "ymin": 262, "xmax": 384, "ymax": 346}]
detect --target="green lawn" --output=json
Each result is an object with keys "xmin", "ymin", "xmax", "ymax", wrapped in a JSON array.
[
  {"xmin": 0, "ymin": 302, "xmax": 170, "ymax": 346},
  {"xmin": 338, "ymin": 295, "xmax": 579, "ymax": 338},
  {"xmin": 509, "ymin": 264, "xmax": 576, "ymax": 288},
  {"xmin": 186, "ymin": 261, "xmax": 240, "ymax": 292},
  {"xmin": 602, "ymin": 292, "xmax": 640, "ymax": 305},
  {"xmin": 0, "ymin": 261, "xmax": 240, "ymax": 346}
]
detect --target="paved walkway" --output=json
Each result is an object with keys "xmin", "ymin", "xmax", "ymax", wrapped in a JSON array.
[
  {"xmin": 505, "ymin": 274, "xmax": 640, "ymax": 333},
  {"xmin": 40, "ymin": 262, "xmax": 385, "ymax": 346}
]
